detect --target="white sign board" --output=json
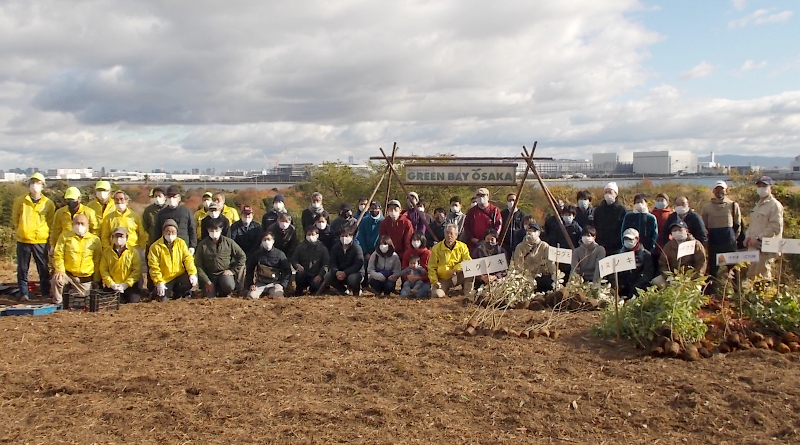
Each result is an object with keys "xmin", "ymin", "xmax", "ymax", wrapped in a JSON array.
[
  {"xmin": 405, "ymin": 163, "xmax": 518, "ymax": 186},
  {"xmin": 716, "ymin": 251, "xmax": 760, "ymax": 266},
  {"xmin": 676, "ymin": 241, "xmax": 695, "ymax": 259},
  {"xmin": 597, "ymin": 251, "xmax": 637, "ymax": 278},
  {"xmin": 461, "ymin": 254, "xmax": 509, "ymax": 278},
  {"xmin": 548, "ymin": 247, "xmax": 573, "ymax": 265},
  {"xmin": 762, "ymin": 237, "xmax": 800, "ymax": 254}
]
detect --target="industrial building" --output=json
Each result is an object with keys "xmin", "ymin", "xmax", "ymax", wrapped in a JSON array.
[
  {"xmin": 632, "ymin": 151, "xmax": 698, "ymax": 175},
  {"xmin": 592, "ymin": 152, "xmax": 633, "ymax": 174}
]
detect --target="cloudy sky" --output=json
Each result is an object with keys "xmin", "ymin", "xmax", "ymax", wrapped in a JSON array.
[{"xmin": 1, "ymin": 0, "xmax": 798, "ymax": 172}]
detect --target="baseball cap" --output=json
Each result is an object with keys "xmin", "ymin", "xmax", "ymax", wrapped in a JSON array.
[
  {"xmin": 622, "ymin": 228, "xmax": 639, "ymax": 239},
  {"xmin": 64, "ymin": 187, "xmax": 81, "ymax": 200},
  {"xmin": 242, "ymin": 205, "xmax": 253, "ymax": 215},
  {"xmin": 713, "ymin": 180, "xmax": 727, "ymax": 190},
  {"xmin": 756, "ymin": 176, "xmax": 774, "ymax": 186},
  {"xmin": 29, "ymin": 172, "xmax": 46, "ymax": 184},
  {"xmin": 387, "ymin": 199, "xmax": 402, "ymax": 208},
  {"xmin": 669, "ymin": 220, "xmax": 688, "ymax": 231},
  {"xmin": 165, "ymin": 185, "xmax": 180, "ymax": 197},
  {"xmin": 95, "ymin": 180, "xmax": 111, "ymax": 191},
  {"xmin": 111, "ymin": 227, "xmax": 128, "ymax": 237},
  {"xmin": 475, "ymin": 188, "xmax": 489, "ymax": 196}
]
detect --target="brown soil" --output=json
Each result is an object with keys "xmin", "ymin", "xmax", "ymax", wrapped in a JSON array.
[{"xmin": 2, "ymin": 295, "xmax": 800, "ymax": 444}]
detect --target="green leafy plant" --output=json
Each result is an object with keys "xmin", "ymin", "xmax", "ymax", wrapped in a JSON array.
[{"xmin": 741, "ymin": 280, "xmax": 800, "ymax": 332}]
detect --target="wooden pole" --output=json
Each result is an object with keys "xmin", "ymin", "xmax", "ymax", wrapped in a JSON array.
[
  {"xmin": 379, "ymin": 147, "xmax": 441, "ymax": 242},
  {"xmin": 521, "ymin": 146, "xmax": 575, "ymax": 250},
  {"xmin": 383, "ymin": 143, "xmax": 397, "ymax": 211},
  {"xmin": 499, "ymin": 142, "xmax": 536, "ymax": 248},
  {"xmin": 614, "ymin": 269, "xmax": 621, "ymax": 340},
  {"xmin": 353, "ymin": 166, "xmax": 390, "ymax": 230}
]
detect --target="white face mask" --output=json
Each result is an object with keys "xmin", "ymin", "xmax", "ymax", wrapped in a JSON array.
[
  {"xmin": 674, "ymin": 206, "xmax": 689, "ymax": 216},
  {"xmin": 278, "ymin": 221, "xmax": 290, "ymax": 230},
  {"xmin": 243, "ymin": 216, "xmax": 253, "ymax": 225},
  {"xmin": 209, "ymin": 230, "xmax": 222, "ymax": 240},
  {"xmin": 210, "ymin": 211, "xmax": 221, "ymax": 219},
  {"xmin": 30, "ymin": 183, "xmax": 43, "ymax": 194},
  {"xmin": 154, "ymin": 196, "xmax": 166, "ymax": 206},
  {"xmin": 672, "ymin": 231, "xmax": 687, "ymax": 242},
  {"xmin": 340, "ymin": 236, "xmax": 352, "ymax": 245},
  {"xmin": 262, "ymin": 240, "xmax": 274, "ymax": 250},
  {"xmin": 379, "ymin": 244, "xmax": 389, "ymax": 253},
  {"xmin": 604, "ymin": 194, "xmax": 615, "ymax": 204},
  {"xmin": 273, "ymin": 202, "xmax": 285, "ymax": 211},
  {"xmin": 114, "ymin": 236, "xmax": 127, "ymax": 247},
  {"xmin": 311, "ymin": 201, "xmax": 322, "ymax": 210},
  {"xmin": 389, "ymin": 210, "xmax": 400, "ymax": 220},
  {"xmin": 633, "ymin": 203, "xmax": 647, "ymax": 213},
  {"xmin": 418, "ymin": 205, "xmax": 425, "ymax": 213},
  {"xmin": 411, "ymin": 240, "xmax": 422, "ymax": 249},
  {"xmin": 526, "ymin": 232, "xmax": 540, "ymax": 243},
  {"xmin": 358, "ymin": 204, "xmax": 367, "ymax": 212},
  {"xmin": 623, "ymin": 239, "xmax": 637, "ymax": 249},
  {"xmin": 96, "ymin": 191, "xmax": 110, "ymax": 201},
  {"xmin": 450, "ymin": 205, "xmax": 461, "ymax": 213},
  {"xmin": 115, "ymin": 203, "xmax": 127, "ymax": 212},
  {"xmin": 203, "ymin": 199, "xmax": 212, "ymax": 209},
  {"xmin": 73, "ymin": 224, "xmax": 87, "ymax": 237},
  {"xmin": 164, "ymin": 234, "xmax": 177, "ymax": 243},
  {"xmin": 316, "ymin": 221, "xmax": 327, "ymax": 230},
  {"xmin": 471, "ymin": 202, "xmax": 477, "ymax": 208},
  {"xmin": 306, "ymin": 235, "xmax": 318, "ymax": 243},
  {"xmin": 756, "ymin": 187, "xmax": 769, "ymax": 198},
  {"xmin": 168, "ymin": 197, "xmax": 180, "ymax": 207},
  {"xmin": 562, "ymin": 215, "xmax": 574, "ymax": 224},
  {"xmin": 577, "ymin": 199, "xmax": 589, "ymax": 209},
  {"xmin": 581, "ymin": 236, "xmax": 594, "ymax": 245},
  {"xmin": 507, "ymin": 201, "xmax": 515, "ymax": 210},
  {"xmin": 477, "ymin": 197, "xmax": 489, "ymax": 207}
]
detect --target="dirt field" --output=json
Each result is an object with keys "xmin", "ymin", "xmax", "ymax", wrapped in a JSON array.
[{"xmin": 1, "ymin": 293, "xmax": 800, "ymax": 445}]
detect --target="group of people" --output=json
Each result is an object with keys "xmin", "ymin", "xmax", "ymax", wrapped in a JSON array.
[{"xmin": 10, "ymin": 172, "xmax": 783, "ymax": 305}]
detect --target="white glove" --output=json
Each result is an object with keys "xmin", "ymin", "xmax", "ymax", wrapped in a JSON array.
[
  {"xmin": 111, "ymin": 283, "xmax": 124, "ymax": 292},
  {"xmin": 189, "ymin": 247, "xmax": 195, "ymax": 255},
  {"xmin": 119, "ymin": 283, "xmax": 129, "ymax": 292},
  {"xmin": 156, "ymin": 283, "xmax": 167, "ymax": 297},
  {"xmin": 189, "ymin": 274, "xmax": 198, "ymax": 287}
]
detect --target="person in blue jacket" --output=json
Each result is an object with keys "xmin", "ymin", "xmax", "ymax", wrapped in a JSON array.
[
  {"xmin": 621, "ymin": 193, "xmax": 658, "ymax": 253},
  {"xmin": 356, "ymin": 201, "xmax": 384, "ymax": 278}
]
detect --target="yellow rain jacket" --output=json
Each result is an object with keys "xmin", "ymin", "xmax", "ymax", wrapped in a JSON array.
[
  {"xmin": 53, "ymin": 231, "xmax": 102, "ymax": 279},
  {"xmin": 427, "ymin": 240, "xmax": 472, "ymax": 285},
  {"xmin": 148, "ymin": 237, "xmax": 197, "ymax": 284},
  {"xmin": 87, "ymin": 198, "xmax": 115, "ymax": 221},
  {"xmin": 221, "ymin": 205, "xmax": 240, "ymax": 224},
  {"xmin": 100, "ymin": 246, "xmax": 142, "ymax": 288},
  {"xmin": 50, "ymin": 204, "xmax": 99, "ymax": 245},
  {"xmin": 194, "ymin": 208, "xmax": 208, "ymax": 239},
  {"xmin": 99, "ymin": 208, "xmax": 148, "ymax": 250},
  {"xmin": 12, "ymin": 194, "xmax": 56, "ymax": 244}
]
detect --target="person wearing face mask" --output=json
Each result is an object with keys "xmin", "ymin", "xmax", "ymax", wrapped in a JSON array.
[
  {"xmin": 291, "ymin": 226, "xmax": 330, "ymax": 296},
  {"xmin": 501, "ymin": 193, "xmax": 527, "ymax": 258},
  {"xmin": 570, "ymin": 226, "xmax": 605, "ymax": 283},
  {"xmin": 100, "ymin": 227, "xmax": 143, "ymax": 303},
  {"xmin": 609, "ymin": 228, "xmax": 654, "ymax": 300},
  {"xmin": 401, "ymin": 231, "xmax": 432, "ymax": 296},
  {"xmin": 575, "ymin": 190, "xmax": 595, "ymax": 231},
  {"xmin": 445, "ymin": 196, "xmax": 466, "ymax": 237},
  {"xmin": 428, "ymin": 224, "xmax": 474, "ymax": 298},
  {"xmin": 213, "ymin": 192, "xmax": 240, "ymax": 225},
  {"xmin": 471, "ymin": 229, "xmax": 508, "ymax": 290},
  {"xmin": 152, "ymin": 186, "xmax": 197, "ymax": 255},
  {"xmin": 427, "ymin": 208, "xmax": 448, "ymax": 248},
  {"xmin": 511, "ymin": 222, "xmax": 557, "ymax": 293},
  {"xmin": 262, "ymin": 194, "xmax": 292, "ymax": 230},
  {"xmin": 194, "ymin": 192, "xmax": 214, "ymax": 240},
  {"xmin": 620, "ymin": 194, "xmax": 658, "ymax": 254},
  {"xmin": 312, "ymin": 213, "xmax": 335, "ymax": 251},
  {"xmin": 12, "ymin": 172, "xmax": 56, "ymax": 301},
  {"xmin": 593, "ymin": 182, "xmax": 628, "ymax": 254},
  {"xmin": 659, "ymin": 196, "xmax": 707, "ymax": 247},
  {"xmin": 401, "ymin": 191, "xmax": 430, "ymax": 237},
  {"xmin": 301, "ymin": 192, "xmax": 329, "ymax": 232},
  {"xmin": 200, "ymin": 202, "xmax": 231, "ymax": 240},
  {"xmin": 354, "ymin": 197, "xmax": 370, "ymax": 220},
  {"xmin": 464, "ymin": 188, "xmax": 503, "ymax": 251},
  {"xmin": 245, "ymin": 232, "xmax": 292, "ymax": 299},
  {"xmin": 142, "ymin": 187, "xmax": 166, "ymax": 246},
  {"xmin": 651, "ymin": 193, "xmax": 673, "ymax": 245},
  {"xmin": 743, "ymin": 176, "xmax": 784, "ymax": 280},
  {"xmin": 51, "ymin": 214, "xmax": 102, "ymax": 306},
  {"xmin": 99, "ymin": 191, "xmax": 147, "ymax": 252},
  {"xmin": 658, "ymin": 221, "xmax": 707, "ymax": 280},
  {"xmin": 331, "ymin": 203, "xmax": 358, "ymax": 241},
  {"xmin": 545, "ymin": 205, "xmax": 582, "ymax": 251},
  {"xmin": 87, "ymin": 180, "xmax": 115, "ymax": 221},
  {"xmin": 148, "ymin": 219, "xmax": 198, "ymax": 302},
  {"xmin": 379, "ymin": 200, "xmax": 414, "ymax": 259},
  {"xmin": 320, "ymin": 228, "xmax": 365, "ymax": 296},
  {"xmin": 701, "ymin": 181, "xmax": 742, "ymax": 291},
  {"xmin": 195, "ymin": 219, "xmax": 247, "ymax": 298},
  {"xmin": 367, "ymin": 235, "xmax": 402, "ymax": 297},
  {"xmin": 51, "ymin": 186, "xmax": 99, "ymax": 248},
  {"xmin": 265, "ymin": 212, "xmax": 299, "ymax": 260},
  {"xmin": 230, "ymin": 206, "xmax": 262, "ymax": 256}
]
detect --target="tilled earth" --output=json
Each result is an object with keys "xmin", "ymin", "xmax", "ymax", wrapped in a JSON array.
[{"xmin": 1, "ymin": 294, "xmax": 800, "ymax": 444}]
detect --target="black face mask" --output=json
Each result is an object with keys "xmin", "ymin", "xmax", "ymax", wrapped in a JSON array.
[
  {"xmin": 370, "ymin": 210, "xmax": 380, "ymax": 217},
  {"xmin": 67, "ymin": 200, "xmax": 79, "ymax": 212},
  {"xmin": 341, "ymin": 211, "xmax": 352, "ymax": 218}
]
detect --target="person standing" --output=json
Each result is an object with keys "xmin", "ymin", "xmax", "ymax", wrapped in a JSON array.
[
  {"xmin": 354, "ymin": 197, "xmax": 370, "ymax": 220},
  {"xmin": 501, "ymin": 193, "xmax": 527, "ymax": 260},
  {"xmin": 356, "ymin": 201, "xmax": 383, "ymax": 265},
  {"xmin": 651, "ymin": 193, "xmax": 673, "ymax": 245},
  {"xmin": 12, "ymin": 172, "xmax": 56, "ymax": 301},
  {"xmin": 51, "ymin": 214, "xmax": 102, "ymax": 306},
  {"xmin": 200, "ymin": 202, "xmax": 231, "ymax": 240},
  {"xmin": 402, "ymin": 192, "xmax": 429, "ymax": 236},
  {"xmin": 463, "ymin": 188, "xmax": 502, "ymax": 251},
  {"xmin": 593, "ymin": 182, "xmax": 627, "ymax": 254},
  {"xmin": 427, "ymin": 207, "xmax": 447, "ymax": 249},
  {"xmin": 262, "ymin": 195, "xmax": 289, "ymax": 230},
  {"xmin": 267, "ymin": 212, "xmax": 300, "ymax": 260},
  {"xmin": 213, "ymin": 192, "xmax": 240, "ymax": 224},
  {"xmin": 152, "ymin": 185, "xmax": 197, "ymax": 254},
  {"xmin": 142, "ymin": 187, "xmax": 166, "ymax": 246},
  {"xmin": 194, "ymin": 191, "xmax": 213, "ymax": 240},
  {"xmin": 230, "ymin": 206, "xmax": 262, "ymax": 256},
  {"xmin": 445, "ymin": 196, "xmax": 466, "ymax": 237},
  {"xmin": 701, "ymin": 181, "xmax": 742, "ymax": 290},
  {"xmin": 743, "ymin": 176, "xmax": 784, "ymax": 280},
  {"xmin": 660, "ymin": 196, "xmax": 708, "ymax": 247},
  {"xmin": 620, "ymin": 194, "xmax": 658, "ymax": 253},
  {"xmin": 99, "ymin": 191, "xmax": 148, "ymax": 252},
  {"xmin": 331, "ymin": 203, "xmax": 358, "ymax": 239},
  {"xmin": 575, "ymin": 190, "xmax": 595, "ymax": 231},
  {"xmin": 301, "ymin": 192, "xmax": 329, "ymax": 231},
  {"xmin": 379, "ymin": 200, "xmax": 414, "ymax": 259},
  {"xmin": 51, "ymin": 186, "xmax": 99, "ymax": 247},
  {"xmin": 87, "ymin": 180, "xmax": 115, "ymax": 221}
]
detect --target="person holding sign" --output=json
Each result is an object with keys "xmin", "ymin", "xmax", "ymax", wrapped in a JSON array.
[
  {"xmin": 471, "ymin": 229, "xmax": 508, "ymax": 290},
  {"xmin": 571, "ymin": 226, "xmax": 606, "ymax": 283},
  {"xmin": 744, "ymin": 176, "xmax": 784, "ymax": 280},
  {"xmin": 658, "ymin": 221, "xmax": 707, "ymax": 280},
  {"xmin": 511, "ymin": 222, "xmax": 557, "ymax": 293},
  {"xmin": 609, "ymin": 228, "xmax": 654, "ymax": 300},
  {"xmin": 428, "ymin": 224, "xmax": 474, "ymax": 298}
]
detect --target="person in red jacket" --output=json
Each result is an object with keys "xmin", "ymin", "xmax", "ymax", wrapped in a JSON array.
[
  {"xmin": 379, "ymin": 199, "xmax": 414, "ymax": 259},
  {"xmin": 463, "ymin": 187, "xmax": 502, "ymax": 250}
]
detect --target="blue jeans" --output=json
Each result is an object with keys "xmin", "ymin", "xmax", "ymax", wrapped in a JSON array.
[
  {"xmin": 400, "ymin": 280, "xmax": 431, "ymax": 298},
  {"xmin": 17, "ymin": 242, "xmax": 50, "ymax": 297}
]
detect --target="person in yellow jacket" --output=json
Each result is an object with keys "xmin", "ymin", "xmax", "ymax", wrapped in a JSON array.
[
  {"xmin": 213, "ymin": 192, "xmax": 240, "ymax": 224},
  {"xmin": 87, "ymin": 180, "xmax": 115, "ymax": 221},
  {"xmin": 12, "ymin": 172, "xmax": 56, "ymax": 301},
  {"xmin": 99, "ymin": 191, "xmax": 147, "ymax": 251},
  {"xmin": 148, "ymin": 219, "xmax": 198, "ymax": 301},
  {"xmin": 427, "ymin": 224, "xmax": 474, "ymax": 298},
  {"xmin": 50, "ymin": 186, "xmax": 99, "ymax": 247},
  {"xmin": 51, "ymin": 214, "xmax": 102, "ymax": 305},
  {"xmin": 193, "ymin": 191, "xmax": 213, "ymax": 240},
  {"xmin": 100, "ymin": 227, "xmax": 143, "ymax": 303}
]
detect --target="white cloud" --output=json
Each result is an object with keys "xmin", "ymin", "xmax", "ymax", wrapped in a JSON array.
[
  {"xmin": 738, "ymin": 60, "xmax": 768, "ymax": 72},
  {"xmin": 679, "ymin": 61, "xmax": 715, "ymax": 80},
  {"xmin": 728, "ymin": 9, "xmax": 793, "ymax": 29},
  {"xmin": 732, "ymin": 0, "xmax": 748, "ymax": 11}
]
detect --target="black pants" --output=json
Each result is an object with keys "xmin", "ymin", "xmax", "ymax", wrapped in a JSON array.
[
  {"xmin": 163, "ymin": 273, "xmax": 192, "ymax": 301},
  {"xmin": 17, "ymin": 242, "xmax": 50, "ymax": 297},
  {"xmin": 323, "ymin": 271, "xmax": 362, "ymax": 294},
  {"xmin": 708, "ymin": 242, "xmax": 738, "ymax": 294},
  {"xmin": 104, "ymin": 284, "xmax": 142, "ymax": 303},
  {"xmin": 295, "ymin": 271, "xmax": 323, "ymax": 295}
]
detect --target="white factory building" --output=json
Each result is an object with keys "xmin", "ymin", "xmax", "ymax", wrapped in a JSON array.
[
  {"xmin": 592, "ymin": 152, "xmax": 634, "ymax": 174},
  {"xmin": 633, "ymin": 151, "xmax": 698, "ymax": 175}
]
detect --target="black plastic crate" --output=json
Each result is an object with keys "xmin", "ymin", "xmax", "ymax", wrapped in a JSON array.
[{"xmin": 65, "ymin": 289, "xmax": 120, "ymax": 312}]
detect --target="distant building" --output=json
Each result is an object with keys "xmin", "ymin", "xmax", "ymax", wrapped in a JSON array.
[
  {"xmin": 46, "ymin": 168, "xmax": 94, "ymax": 180},
  {"xmin": 633, "ymin": 151, "xmax": 698, "ymax": 175},
  {"xmin": 532, "ymin": 159, "xmax": 594, "ymax": 177},
  {"xmin": 790, "ymin": 155, "xmax": 800, "ymax": 173},
  {"xmin": 592, "ymin": 152, "xmax": 633, "ymax": 174}
]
